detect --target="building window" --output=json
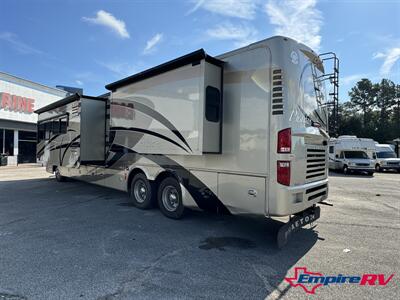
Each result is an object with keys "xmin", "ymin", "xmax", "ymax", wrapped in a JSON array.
[
  {"xmin": 205, "ymin": 86, "xmax": 221, "ymax": 123},
  {"xmin": 4, "ymin": 129, "xmax": 14, "ymax": 156},
  {"xmin": 19, "ymin": 130, "xmax": 36, "ymax": 142},
  {"xmin": 0, "ymin": 129, "xmax": 3, "ymax": 154}
]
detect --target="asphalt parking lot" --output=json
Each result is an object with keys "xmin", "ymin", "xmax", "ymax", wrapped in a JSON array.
[{"xmin": 0, "ymin": 166, "xmax": 399, "ymax": 300}]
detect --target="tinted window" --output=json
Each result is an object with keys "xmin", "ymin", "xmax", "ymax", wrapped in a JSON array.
[
  {"xmin": 60, "ymin": 117, "xmax": 68, "ymax": 134},
  {"xmin": 205, "ymin": 86, "xmax": 221, "ymax": 123},
  {"xmin": 377, "ymin": 151, "xmax": 396, "ymax": 158},
  {"xmin": 52, "ymin": 120, "xmax": 60, "ymax": 134},
  {"xmin": 344, "ymin": 151, "xmax": 368, "ymax": 159},
  {"xmin": 329, "ymin": 146, "xmax": 334, "ymax": 153},
  {"xmin": 19, "ymin": 130, "xmax": 36, "ymax": 141}
]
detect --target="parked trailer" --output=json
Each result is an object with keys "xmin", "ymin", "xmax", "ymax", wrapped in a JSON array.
[
  {"xmin": 328, "ymin": 136, "xmax": 376, "ymax": 175},
  {"xmin": 36, "ymin": 36, "xmax": 334, "ymax": 247}
]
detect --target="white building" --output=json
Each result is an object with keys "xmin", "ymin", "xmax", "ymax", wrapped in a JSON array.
[{"xmin": 0, "ymin": 71, "xmax": 68, "ymax": 165}]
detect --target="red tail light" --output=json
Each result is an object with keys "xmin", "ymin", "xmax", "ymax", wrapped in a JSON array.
[
  {"xmin": 277, "ymin": 161, "xmax": 291, "ymax": 186},
  {"xmin": 277, "ymin": 128, "xmax": 291, "ymax": 153}
]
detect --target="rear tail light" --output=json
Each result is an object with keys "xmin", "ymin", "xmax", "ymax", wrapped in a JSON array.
[
  {"xmin": 277, "ymin": 128, "xmax": 291, "ymax": 153},
  {"xmin": 277, "ymin": 161, "xmax": 291, "ymax": 186}
]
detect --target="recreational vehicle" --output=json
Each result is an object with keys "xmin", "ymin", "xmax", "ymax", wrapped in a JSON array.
[
  {"xmin": 328, "ymin": 136, "xmax": 375, "ymax": 175},
  {"xmin": 36, "ymin": 36, "xmax": 336, "ymax": 246},
  {"xmin": 375, "ymin": 144, "xmax": 400, "ymax": 172}
]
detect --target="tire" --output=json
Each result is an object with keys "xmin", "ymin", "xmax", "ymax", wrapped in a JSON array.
[
  {"xmin": 157, "ymin": 177, "xmax": 185, "ymax": 219},
  {"xmin": 375, "ymin": 164, "xmax": 381, "ymax": 172},
  {"xmin": 129, "ymin": 173, "xmax": 154, "ymax": 209},
  {"xmin": 55, "ymin": 167, "xmax": 65, "ymax": 182},
  {"xmin": 343, "ymin": 165, "xmax": 349, "ymax": 175},
  {"xmin": 367, "ymin": 171, "xmax": 374, "ymax": 176}
]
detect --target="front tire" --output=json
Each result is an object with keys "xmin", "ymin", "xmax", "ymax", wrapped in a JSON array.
[
  {"xmin": 375, "ymin": 164, "xmax": 381, "ymax": 172},
  {"xmin": 343, "ymin": 165, "xmax": 349, "ymax": 175},
  {"xmin": 129, "ymin": 173, "xmax": 154, "ymax": 209},
  {"xmin": 367, "ymin": 171, "xmax": 374, "ymax": 176},
  {"xmin": 158, "ymin": 177, "xmax": 185, "ymax": 219},
  {"xmin": 55, "ymin": 167, "xmax": 65, "ymax": 182}
]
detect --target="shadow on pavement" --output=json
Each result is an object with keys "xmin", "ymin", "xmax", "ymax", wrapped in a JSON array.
[{"xmin": 0, "ymin": 176, "xmax": 319, "ymax": 299}]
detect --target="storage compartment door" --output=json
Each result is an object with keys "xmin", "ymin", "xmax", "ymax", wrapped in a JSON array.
[{"xmin": 218, "ymin": 173, "xmax": 266, "ymax": 215}]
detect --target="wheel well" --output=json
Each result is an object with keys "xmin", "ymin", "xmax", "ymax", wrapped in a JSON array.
[
  {"xmin": 127, "ymin": 168, "xmax": 147, "ymax": 193},
  {"xmin": 154, "ymin": 170, "xmax": 179, "ymax": 190}
]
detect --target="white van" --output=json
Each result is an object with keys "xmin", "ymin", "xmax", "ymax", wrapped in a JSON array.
[
  {"xmin": 329, "ymin": 136, "xmax": 375, "ymax": 175},
  {"xmin": 375, "ymin": 144, "xmax": 400, "ymax": 172}
]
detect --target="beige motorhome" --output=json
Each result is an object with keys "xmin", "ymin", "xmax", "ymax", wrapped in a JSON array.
[{"xmin": 36, "ymin": 36, "xmax": 336, "ymax": 247}]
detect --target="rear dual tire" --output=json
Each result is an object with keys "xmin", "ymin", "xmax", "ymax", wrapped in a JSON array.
[
  {"xmin": 129, "ymin": 174, "xmax": 185, "ymax": 219},
  {"xmin": 129, "ymin": 173, "xmax": 155, "ymax": 209},
  {"xmin": 157, "ymin": 177, "xmax": 185, "ymax": 219}
]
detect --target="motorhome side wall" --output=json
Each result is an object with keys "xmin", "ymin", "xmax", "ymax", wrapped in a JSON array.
[
  {"xmin": 105, "ymin": 45, "xmax": 271, "ymax": 215},
  {"xmin": 37, "ymin": 100, "xmax": 81, "ymax": 171}
]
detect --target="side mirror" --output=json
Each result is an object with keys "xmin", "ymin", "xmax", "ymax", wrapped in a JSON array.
[{"xmin": 335, "ymin": 154, "xmax": 339, "ymax": 158}]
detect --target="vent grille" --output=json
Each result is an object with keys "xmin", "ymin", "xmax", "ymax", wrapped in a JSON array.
[
  {"xmin": 272, "ymin": 69, "xmax": 283, "ymax": 115},
  {"xmin": 306, "ymin": 183, "xmax": 328, "ymax": 201},
  {"xmin": 306, "ymin": 147, "xmax": 327, "ymax": 181}
]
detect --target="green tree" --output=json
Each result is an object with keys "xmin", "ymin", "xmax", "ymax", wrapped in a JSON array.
[
  {"xmin": 376, "ymin": 79, "xmax": 396, "ymax": 141},
  {"xmin": 348, "ymin": 79, "xmax": 378, "ymax": 130}
]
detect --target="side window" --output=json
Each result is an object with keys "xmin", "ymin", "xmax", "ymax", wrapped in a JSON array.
[
  {"xmin": 45, "ymin": 122, "xmax": 51, "ymax": 140},
  {"xmin": 329, "ymin": 146, "xmax": 334, "ymax": 153},
  {"xmin": 205, "ymin": 86, "xmax": 221, "ymax": 123},
  {"xmin": 38, "ymin": 123, "xmax": 45, "ymax": 140},
  {"xmin": 52, "ymin": 120, "xmax": 60, "ymax": 135},
  {"xmin": 339, "ymin": 152, "xmax": 344, "ymax": 159},
  {"xmin": 60, "ymin": 117, "xmax": 68, "ymax": 134}
]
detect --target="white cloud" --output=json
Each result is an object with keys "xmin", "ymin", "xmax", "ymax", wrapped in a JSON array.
[
  {"xmin": 0, "ymin": 32, "xmax": 43, "ymax": 55},
  {"xmin": 82, "ymin": 10, "xmax": 130, "ymax": 39},
  {"xmin": 96, "ymin": 61, "xmax": 137, "ymax": 77},
  {"xmin": 265, "ymin": 0, "xmax": 322, "ymax": 52},
  {"xmin": 373, "ymin": 47, "xmax": 400, "ymax": 75},
  {"xmin": 187, "ymin": 0, "xmax": 258, "ymax": 20},
  {"xmin": 75, "ymin": 80, "xmax": 83, "ymax": 86},
  {"xmin": 206, "ymin": 22, "xmax": 258, "ymax": 47},
  {"xmin": 143, "ymin": 33, "xmax": 163, "ymax": 54},
  {"xmin": 341, "ymin": 74, "xmax": 368, "ymax": 86}
]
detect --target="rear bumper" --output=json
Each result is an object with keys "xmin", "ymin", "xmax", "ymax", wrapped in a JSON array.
[{"xmin": 269, "ymin": 178, "xmax": 328, "ymax": 217}]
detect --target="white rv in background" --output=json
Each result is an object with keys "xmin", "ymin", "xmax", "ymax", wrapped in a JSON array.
[
  {"xmin": 329, "ymin": 136, "xmax": 375, "ymax": 175},
  {"xmin": 375, "ymin": 144, "xmax": 400, "ymax": 172},
  {"xmin": 36, "ymin": 36, "xmax": 337, "ymax": 247}
]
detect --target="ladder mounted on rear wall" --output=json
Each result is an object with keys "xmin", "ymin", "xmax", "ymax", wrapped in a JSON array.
[{"xmin": 319, "ymin": 52, "xmax": 339, "ymax": 137}]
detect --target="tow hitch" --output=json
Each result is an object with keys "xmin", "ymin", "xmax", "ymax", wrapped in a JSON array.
[{"xmin": 277, "ymin": 206, "xmax": 321, "ymax": 249}]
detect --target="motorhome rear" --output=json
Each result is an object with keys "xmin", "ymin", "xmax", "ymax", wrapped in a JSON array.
[
  {"xmin": 36, "ymin": 36, "xmax": 334, "ymax": 246},
  {"xmin": 329, "ymin": 136, "xmax": 375, "ymax": 175},
  {"xmin": 375, "ymin": 144, "xmax": 400, "ymax": 172}
]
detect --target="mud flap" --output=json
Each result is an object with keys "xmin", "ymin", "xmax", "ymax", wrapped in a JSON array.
[{"xmin": 277, "ymin": 206, "xmax": 321, "ymax": 249}]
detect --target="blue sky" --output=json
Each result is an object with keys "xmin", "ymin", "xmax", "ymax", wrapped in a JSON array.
[{"xmin": 0, "ymin": 0, "xmax": 399, "ymax": 101}]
